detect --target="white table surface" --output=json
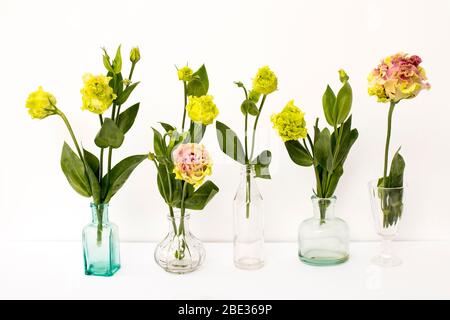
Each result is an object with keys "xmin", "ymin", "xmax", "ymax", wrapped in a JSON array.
[{"xmin": 0, "ymin": 241, "xmax": 448, "ymax": 299}]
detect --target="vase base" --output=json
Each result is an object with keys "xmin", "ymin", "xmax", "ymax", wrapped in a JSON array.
[
  {"xmin": 234, "ymin": 257, "xmax": 264, "ymax": 270},
  {"xmin": 156, "ymin": 259, "xmax": 202, "ymax": 274},
  {"xmin": 371, "ymin": 255, "xmax": 402, "ymax": 267},
  {"xmin": 85, "ymin": 263, "xmax": 120, "ymax": 277},
  {"xmin": 162, "ymin": 265, "xmax": 201, "ymax": 274},
  {"xmin": 299, "ymin": 251, "xmax": 349, "ymax": 266}
]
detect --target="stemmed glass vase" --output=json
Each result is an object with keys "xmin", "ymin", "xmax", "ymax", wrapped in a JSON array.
[{"xmin": 368, "ymin": 180, "xmax": 405, "ymax": 267}]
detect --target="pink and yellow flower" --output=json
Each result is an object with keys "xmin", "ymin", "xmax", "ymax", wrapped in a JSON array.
[
  {"xmin": 173, "ymin": 143, "xmax": 213, "ymax": 188},
  {"xmin": 368, "ymin": 53, "xmax": 430, "ymax": 103}
]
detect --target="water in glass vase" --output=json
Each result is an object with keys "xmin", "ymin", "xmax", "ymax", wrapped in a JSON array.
[
  {"xmin": 233, "ymin": 165, "xmax": 264, "ymax": 270},
  {"xmin": 82, "ymin": 203, "xmax": 120, "ymax": 277},
  {"xmin": 154, "ymin": 210, "xmax": 205, "ymax": 274},
  {"xmin": 298, "ymin": 196, "xmax": 349, "ymax": 266}
]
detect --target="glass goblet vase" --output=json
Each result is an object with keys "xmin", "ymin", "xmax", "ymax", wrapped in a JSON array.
[{"xmin": 368, "ymin": 180, "xmax": 405, "ymax": 267}]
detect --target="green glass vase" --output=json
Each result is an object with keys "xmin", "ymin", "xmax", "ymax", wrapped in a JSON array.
[
  {"xmin": 298, "ymin": 196, "xmax": 350, "ymax": 266},
  {"xmin": 82, "ymin": 203, "xmax": 120, "ymax": 277}
]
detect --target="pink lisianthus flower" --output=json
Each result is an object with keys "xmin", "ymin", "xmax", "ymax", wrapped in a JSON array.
[
  {"xmin": 368, "ymin": 53, "xmax": 430, "ymax": 103},
  {"xmin": 173, "ymin": 143, "xmax": 213, "ymax": 188}
]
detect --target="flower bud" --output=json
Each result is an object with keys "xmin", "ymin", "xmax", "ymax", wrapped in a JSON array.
[
  {"xmin": 130, "ymin": 47, "xmax": 140, "ymax": 64},
  {"xmin": 339, "ymin": 69, "xmax": 349, "ymax": 83}
]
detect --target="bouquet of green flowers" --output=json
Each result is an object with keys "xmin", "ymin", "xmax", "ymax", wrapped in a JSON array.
[
  {"xmin": 272, "ymin": 70, "xmax": 358, "ymax": 223},
  {"xmin": 25, "ymin": 46, "xmax": 147, "ymax": 242}
]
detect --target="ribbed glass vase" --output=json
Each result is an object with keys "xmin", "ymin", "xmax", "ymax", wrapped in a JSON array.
[{"xmin": 154, "ymin": 210, "xmax": 205, "ymax": 274}]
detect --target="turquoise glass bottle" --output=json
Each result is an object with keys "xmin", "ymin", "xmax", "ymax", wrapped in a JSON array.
[{"xmin": 82, "ymin": 203, "xmax": 120, "ymax": 277}]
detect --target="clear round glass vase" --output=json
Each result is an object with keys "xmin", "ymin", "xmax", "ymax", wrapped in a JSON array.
[
  {"xmin": 368, "ymin": 180, "xmax": 405, "ymax": 267},
  {"xmin": 154, "ymin": 210, "xmax": 205, "ymax": 274},
  {"xmin": 82, "ymin": 203, "xmax": 120, "ymax": 277},
  {"xmin": 233, "ymin": 165, "xmax": 264, "ymax": 270},
  {"xmin": 298, "ymin": 196, "xmax": 349, "ymax": 266}
]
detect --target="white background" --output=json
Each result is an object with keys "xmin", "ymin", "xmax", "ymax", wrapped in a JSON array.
[{"xmin": 0, "ymin": 0, "xmax": 449, "ymax": 243}]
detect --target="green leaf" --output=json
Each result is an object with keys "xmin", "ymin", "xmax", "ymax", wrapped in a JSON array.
[
  {"xmin": 185, "ymin": 122, "xmax": 207, "ymax": 144},
  {"xmin": 322, "ymin": 85, "xmax": 336, "ymax": 126},
  {"xmin": 314, "ymin": 128, "xmax": 333, "ymax": 172},
  {"xmin": 251, "ymin": 150, "xmax": 272, "ymax": 167},
  {"xmin": 83, "ymin": 149, "xmax": 100, "ymax": 180},
  {"xmin": 167, "ymin": 130, "xmax": 184, "ymax": 155},
  {"xmin": 102, "ymin": 48, "xmax": 113, "ymax": 73},
  {"xmin": 186, "ymin": 79, "xmax": 207, "ymax": 97},
  {"xmin": 95, "ymin": 118, "xmax": 125, "ymax": 149},
  {"xmin": 152, "ymin": 127, "xmax": 167, "ymax": 161},
  {"xmin": 159, "ymin": 122, "xmax": 175, "ymax": 133},
  {"xmin": 60, "ymin": 142, "xmax": 91, "ymax": 198},
  {"xmin": 193, "ymin": 64, "xmax": 209, "ymax": 93},
  {"xmin": 388, "ymin": 149, "xmax": 405, "ymax": 188},
  {"xmin": 155, "ymin": 163, "xmax": 172, "ymax": 204},
  {"xmin": 186, "ymin": 65, "xmax": 209, "ymax": 97},
  {"xmin": 335, "ymin": 82, "xmax": 353, "ymax": 125},
  {"xmin": 113, "ymin": 45, "xmax": 122, "ymax": 74},
  {"xmin": 252, "ymin": 150, "xmax": 272, "ymax": 179},
  {"xmin": 332, "ymin": 115, "xmax": 358, "ymax": 168},
  {"xmin": 215, "ymin": 121, "xmax": 246, "ymax": 164},
  {"xmin": 325, "ymin": 166, "xmax": 343, "ymax": 198},
  {"xmin": 171, "ymin": 179, "xmax": 186, "ymax": 208},
  {"xmin": 113, "ymin": 73, "xmax": 123, "ymax": 97},
  {"xmin": 83, "ymin": 149, "xmax": 101, "ymax": 204},
  {"xmin": 118, "ymin": 103, "xmax": 139, "ymax": 134},
  {"xmin": 335, "ymin": 128, "xmax": 358, "ymax": 167},
  {"xmin": 183, "ymin": 181, "xmax": 219, "ymax": 210},
  {"xmin": 241, "ymin": 99, "xmax": 259, "ymax": 116},
  {"xmin": 101, "ymin": 154, "xmax": 147, "ymax": 203},
  {"xmin": 284, "ymin": 140, "xmax": 313, "ymax": 167},
  {"xmin": 115, "ymin": 81, "xmax": 140, "ymax": 105}
]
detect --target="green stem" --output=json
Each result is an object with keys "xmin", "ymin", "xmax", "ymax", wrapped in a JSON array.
[
  {"xmin": 189, "ymin": 120, "xmax": 194, "ymax": 143},
  {"xmin": 128, "ymin": 63, "xmax": 136, "ymax": 83},
  {"xmin": 168, "ymin": 205, "xmax": 177, "ymax": 236},
  {"xmin": 383, "ymin": 102, "xmax": 396, "ymax": 181},
  {"xmin": 96, "ymin": 205, "xmax": 103, "ymax": 245},
  {"xmin": 249, "ymin": 94, "xmax": 267, "ymax": 160},
  {"xmin": 182, "ymin": 81, "xmax": 188, "ymax": 131},
  {"xmin": 179, "ymin": 182, "xmax": 188, "ymax": 236},
  {"xmin": 244, "ymin": 114, "xmax": 251, "ymax": 219},
  {"xmin": 99, "ymin": 115, "xmax": 104, "ymax": 181},
  {"xmin": 57, "ymin": 110, "xmax": 83, "ymax": 161}
]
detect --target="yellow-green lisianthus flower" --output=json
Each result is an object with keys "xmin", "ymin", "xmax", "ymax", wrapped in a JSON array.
[
  {"xmin": 130, "ymin": 47, "xmax": 140, "ymax": 63},
  {"xmin": 25, "ymin": 86, "xmax": 58, "ymax": 119},
  {"xmin": 271, "ymin": 100, "xmax": 307, "ymax": 142},
  {"xmin": 186, "ymin": 95, "xmax": 219, "ymax": 125},
  {"xmin": 80, "ymin": 73, "xmax": 116, "ymax": 114},
  {"xmin": 178, "ymin": 66, "xmax": 193, "ymax": 81},
  {"xmin": 252, "ymin": 66, "xmax": 278, "ymax": 95}
]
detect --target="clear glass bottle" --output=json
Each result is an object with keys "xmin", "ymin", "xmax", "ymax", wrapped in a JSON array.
[
  {"xmin": 298, "ymin": 196, "xmax": 349, "ymax": 266},
  {"xmin": 82, "ymin": 203, "xmax": 120, "ymax": 277},
  {"xmin": 233, "ymin": 165, "xmax": 264, "ymax": 270},
  {"xmin": 368, "ymin": 180, "xmax": 405, "ymax": 267},
  {"xmin": 154, "ymin": 210, "xmax": 205, "ymax": 274}
]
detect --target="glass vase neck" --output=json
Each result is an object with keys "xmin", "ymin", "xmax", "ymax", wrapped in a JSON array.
[
  {"xmin": 167, "ymin": 209, "xmax": 190, "ymax": 221},
  {"xmin": 311, "ymin": 196, "xmax": 336, "ymax": 220},
  {"xmin": 90, "ymin": 203, "xmax": 109, "ymax": 224},
  {"xmin": 240, "ymin": 164, "xmax": 256, "ymax": 176}
]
